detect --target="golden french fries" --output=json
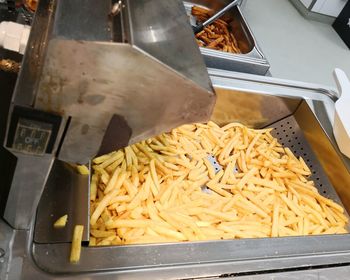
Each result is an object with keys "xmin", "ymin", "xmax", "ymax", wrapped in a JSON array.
[
  {"xmin": 53, "ymin": 214, "xmax": 68, "ymax": 228},
  {"xmin": 70, "ymin": 225, "xmax": 84, "ymax": 263},
  {"xmin": 76, "ymin": 165, "xmax": 89, "ymax": 175},
  {"xmin": 89, "ymin": 121, "xmax": 348, "ymax": 246}
]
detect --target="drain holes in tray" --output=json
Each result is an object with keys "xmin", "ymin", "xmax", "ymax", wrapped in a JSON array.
[{"xmin": 272, "ymin": 119, "xmax": 328, "ymax": 197}]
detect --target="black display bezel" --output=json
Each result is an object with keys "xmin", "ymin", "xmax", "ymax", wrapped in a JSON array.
[{"xmin": 6, "ymin": 106, "xmax": 62, "ymax": 154}]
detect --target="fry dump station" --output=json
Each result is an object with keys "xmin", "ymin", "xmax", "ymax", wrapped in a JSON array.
[{"xmin": 1, "ymin": 0, "xmax": 350, "ymax": 279}]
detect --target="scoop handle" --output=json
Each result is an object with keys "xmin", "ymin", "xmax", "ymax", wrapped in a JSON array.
[
  {"xmin": 333, "ymin": 68, "xmax": 350, "ymax": 158},
  {"xmin": 334, "ymin": 68, "xmax": 350, "ymax": 99}
]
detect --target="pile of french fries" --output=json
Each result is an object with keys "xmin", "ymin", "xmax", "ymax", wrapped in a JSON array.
[
  {"xmin": 90, "ymin": 121, "xmax": 348, "ymax": 246},
  {"xmin": 192, "ymin": 6, "xmax": 241, "ymax": 54}
]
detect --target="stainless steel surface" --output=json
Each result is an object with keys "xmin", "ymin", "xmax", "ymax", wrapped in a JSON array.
[
  {"xmin": 211, "ymin": 86, "xmax": 300, "ymax": 128},
  {"xmin": 311, "ymin": 99, "xmax": 350, "ymax": 170},
  {"xmin": 208, "ymin": 68, "xmax": 339, "ymax": 102},
  {"xmin": 239, "ymin": 0, "xmax": 248, "ymax": 9},
  {"xmin": 270, "ymin": 115, "xmax": 348, "ymax": 214},
  {"xmin": 34, "ymin": 160, "xmax": 89, "ymax": 243},
  {"xmin": 31, "ymin": 235, "xmax": 350, "ymax": 277},
  {"xmin": 295, "ymin": 102, "xmax": 350, "ymax": 214},
  {"xmin": 9, "ymin": 0, "xmax": 215, "ymax": 165},
  {"xmin": 36, "ymin": 42, "xmax": 214, "ymax": 163},
  {"xmin": 4, "ymin": 227, "xmax": 350, "ymax": 280},
  {"xmin": 184, "ymin": 0, "xmax": 270, "ymax": 75},
  {"xmin": 11, "ymin": 0, "xmax": 54, "ymax": 107},
  {"xmin": 52, "ymin": 0, "xmax": 111, "ymax": 41},
  {"xmin": 128, "ymin": 0, "xmax": 212, "ymax": 93},
  {"xmin": 208, "ymin": 67, "xmax": 340, "ymax": 130},
  {"xmin": 3, "ymin": 153, "xmax": 54, "ymax": 229},
  {"xmin": 2, "ymin": 73, "xmax": 350, "ymax": 279},
  {"xmin": 0, "ymin": 220, "xmax": 14, "ymax": 280},
  {"xmin": 229, "ymin": 266, "xmax": 350, "ymax": 280}
]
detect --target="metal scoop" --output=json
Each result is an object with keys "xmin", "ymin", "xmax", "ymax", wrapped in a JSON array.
[{"xmin": 192, "ymin": 0, "xmax": 240, "ymax": 34}]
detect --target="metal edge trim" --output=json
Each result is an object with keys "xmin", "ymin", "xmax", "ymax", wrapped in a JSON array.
[{"xmin": 208, "ymin": 68, "xmax": 339, "ymax": 102}]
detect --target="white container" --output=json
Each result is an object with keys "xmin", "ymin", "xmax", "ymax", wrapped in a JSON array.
[
  {"xmin": 0, "ymin": 21, "xmax": 30, "ymax": 54},
  {"xmin": 291, "ymin": 0, "xmax": 348, "ymax": 21},
  {"xmin": 311, "ymin": 0, "xmax": 348, "ymax": 17}
]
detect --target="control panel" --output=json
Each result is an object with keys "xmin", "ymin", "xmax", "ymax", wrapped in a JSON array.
[{"xmin": 6, "ymin": 106, "xmax": 61, "ymax": 155}]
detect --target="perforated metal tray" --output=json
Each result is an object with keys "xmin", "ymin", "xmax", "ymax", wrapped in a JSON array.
[
  {"xmin": 270, "ymin": 115, "xmax": 345, "ymax": 207},
  {"xmin": 31, "ymin": 81, "xmax": 350, "ymax": 279},
  {"xmin": 204, "ymin": 114, "xmax": 348, "ymax": 221}
]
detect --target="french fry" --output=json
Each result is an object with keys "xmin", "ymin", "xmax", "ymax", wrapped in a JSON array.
[
  {"xmin": 89, "ymin": 236, "xmax": 96, "ymax": 246},
  {"xmin": 91, "ymin": 189, "xmax": 119, "ymax": 225},
  {"xmin": 70, "ymin": 225, "xmax": 84, "ymax": 263},
  {"xmin": 76, "ymin": 165, "xmax": 89, "ymax": 175},
  {"xmin": 104, "ymin": 168, "xmax": 120, "ymax": 194},
  {"xmin": 237, "ymin": 167, "xmax": 257, "ymax": 188},
  {"xmin": 93, "ymin": 152, "xmax": 115, "ymax": 164},
  {"xmin": 90, "ymin": 229, "xmax": 116, "ymax": 238},
  {"xmin": 99, "ymin": 150, "xmax": 124, "ymax": 169},
  {"xmin": 106, "ymin": 219, "xmax": 150, "ymax": 229},
  {"xmin": 53, "ymin": 214, "xmax": 68, "ymax": 228},
  {"xmin": 90, "ymin": 174, "xmax": 98, "ymax": 201}
]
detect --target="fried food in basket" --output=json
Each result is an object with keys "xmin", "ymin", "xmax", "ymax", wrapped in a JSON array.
[
  {"xmin": 24, "ymin": 0, "xmax": 38, "ymax": 12},
  {"xmin": 89, "ymin": 122, "xmax": 348, "ymax": 246},
  {"xmin": 192, "ymin": 6, "xmax": 241, "ymax": 54}
]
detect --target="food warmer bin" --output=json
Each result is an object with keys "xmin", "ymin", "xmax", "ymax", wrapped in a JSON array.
[
  {"xmin": 1, "ymin": 0, "xmax": 350, "ymax": 279},
  {"xmin": 184, "ymin": 0, "xmax": 270, "ymax": 75}
]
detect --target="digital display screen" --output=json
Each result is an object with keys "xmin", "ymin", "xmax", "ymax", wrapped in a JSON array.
[{"xmin": 12, "ymin": 118, "xmax": 52, "ymax": 155}]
